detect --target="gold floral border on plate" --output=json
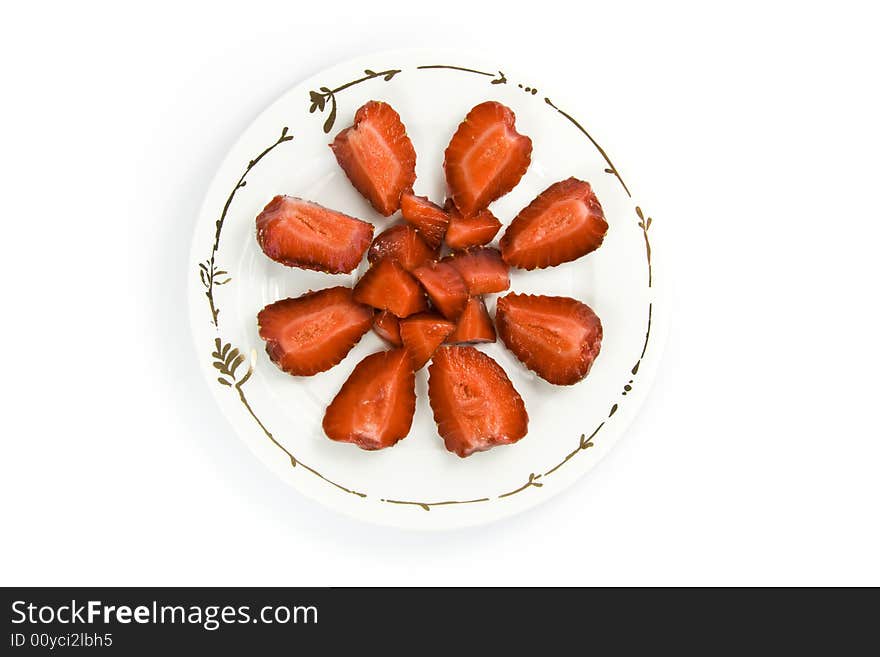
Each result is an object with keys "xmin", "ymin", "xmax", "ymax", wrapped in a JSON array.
[{"xmin": 196, "ymin": 63, "xmax": 655, "ymax": 511}]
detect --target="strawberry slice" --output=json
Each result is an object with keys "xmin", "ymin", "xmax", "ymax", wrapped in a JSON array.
[
  {"xmin": 372, "ymin": 310, "xmax": 402, "ymax": 347},
  {"xmin": 257, "ymin": 286, "xmax": 373, "ymax": 376},
  {"xmin": 400, "ymin": 193, "xmax": 450, "ymax": 248},
  {"xmin": 411, "ymin": 261, "xmax": 469, "ymax": 320},
  {"xmin": 495, "ymin": 293, "xmax": 603, "ymax": 385},
  {"xmin": 442, "ymin": 247, "xmax": 510, "ymax": 295},
  {"xmin": 323, "ymin": 349, "xmax": 416, "ymax": 450},
  {"xmin": 446, "ymin": 297, "xmax": 496, "ymax": 344},
  {"xmin": 256, "ymin": 195, "xmax": 373, "ymax": 274},
  {"xmin": 368, "ymin": 224, "xmax": 436, "ymax": 272},
  {"xmin": 500, "ymin": 177, "xmax": 608, "ymax": 270},
  {"xmin": 428, "ymin": 346, "xmax": 528, "ymax": 457},
  {"xmin": 353, "ymin": 258, "xmax": 427, "ymax": 318},
  {"xmin": 444, "ymin": 204, "xmax": 502, "ymax": 250},
  {"xmin": 399, "ymin": 313, "xmax": 456, "ymax": 370},
  {"xmin": 330, "ymin": 101, "xmax": 416, "ymax": 216},
  {"xmin": 444, "ymin": 101, "xmax": 532, "ymax": 216}
]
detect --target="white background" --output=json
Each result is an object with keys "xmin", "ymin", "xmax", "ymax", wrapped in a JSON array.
[{"xmin": 2, "ymin": 1, "xmax": 878, "ymax": 586}]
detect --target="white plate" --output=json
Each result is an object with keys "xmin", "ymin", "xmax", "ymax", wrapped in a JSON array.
[{"xmin": 188, "ymin": 49, "xmax": 666, "ymax": 530}]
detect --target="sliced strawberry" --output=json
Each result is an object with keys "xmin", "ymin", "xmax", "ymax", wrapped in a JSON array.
[
  {"xmin": 330, "ymin": 101, "xmax": 416, "ymax": 216},
  {"xmin": 500, "ymin": 177, "xmax": 608, "ymax": 270},
  {"xmin": 372, "ymin": 310, "xmax": 402, "ymax": 347},
  {"xmin": 399, "ymin": 313, "xmax": 456, "ymax": 370},
  {"xmin": 442, "ymin": 247, "xmax": 510, "ymax": 295},
  {"xmin": 495, "ymin": 293, "xmax": 603, "ymax": 385},
  {"xmin": 411, "ymin": 261, "xmax": 468, "ymax": 320},
  {"xmin": 444, "ymin": 204, "xmax": 502, "ymax": 250},
  {"xmin": 323, "ymin": 349, "xmax": 416, "ymax": 450},
  {"xmin": 256, "ymin": 195, "xmax": 373, "ymax": 274},
  {"xmin": 444, "ymin": 101, "xmax": 532, "ymax": 216},
  {"xmin": 257, "ymin": 286, "xmax": 373, "ymax": 376},
  {"xmin": 353, "ymin": 258, "xmax": 427, "ymax": 318},
  {"xmin": 399, "ymin": 193, "xmax": 450, "ymax": 248},
  {"xmin": 446, "ymin": 297, "xmax": 496, "ymax": 344},
  {"xmin": 428, "ymin": 346, "xmax": 528, "ymax": 457},
  {"xmin": 368, "ymin": 224, "xmax": 436, "ymax": 272}
]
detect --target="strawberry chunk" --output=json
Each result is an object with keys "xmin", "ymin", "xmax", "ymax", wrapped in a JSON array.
[
  {"xmin": 323, "ymin": 349, "xmax": 416, "ymax": 450},
  {"xmin": 256, "ymin": 195, "xmax": 373, "ymax": 274},
  {"xmin": 399, "ymin": 313, "xmax": 456, "ymax": 370},
  {"xmin": 400, "ymin": 193, "xmax": 450, "ymax": 248},
  {"xmin": 257, "ymin": 286, "xmax": 373, "ymax": 376},
  {"xmin": 446, "ymin": 297, "xmax": 496, "ymax": 344},
  {"xmin": 411, "ymin": 261, "xmax": 469, "ymax": 320},
  {"xmin": 330, "ymin": 101, "xmax": 416, "ymax": 216},
  {"xmin": 368, "ymin": 224, "xmax": 436, "ymax": 272},
  {"xmin": 500, "ymin": 177, "xmax": 608, "ymax": 270},
  {"xmin": 353, "ymin": 258, "xmax": 427, "ymax": 318},
  {"xmin": 372, "ymin": 310, "xmax": 402, "ymax": 347},
  {"xmin": 444, "ymin": 101, "xmax": 532, "ymax": 216},
  {"xmin": 442, "ymin": 247, "xmax": 510, "ymax": 295},
  {"xmin": 428, "ymin": 346, "xmax": 528, "ymax": 457},
  {"xmin": 444, "ymin": 204, "xmax": 502, "ymax": 250},
  {"xmin": 495, "ymin": 293, "xmax": 603, "ymax": 385}
]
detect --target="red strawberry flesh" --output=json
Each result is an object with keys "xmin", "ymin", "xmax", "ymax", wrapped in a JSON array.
[
  {"xmin": 442, "ymin": 247, "xmax": 510, "ymax": 295},
  {"xmin": 372, "ymin": 310, "xmax": 402, "ymax": 347},
  {"xmin": 444, "ymin": 101, "xmax": 532, "ymax": 215},
  {"xmin": 353, "ymin": 258, "xmax": 427, "ymax": 318},
  {"xmin": 428, "ymin": 346, "xmax": 528, "ymax": 457},
  {"xmin": 257, "ymin": 286, "xmax": 373, "ymax": 376},
  {"xmin": 444, "ymin": 205, "xmax": 502, "ymax": 250},
  {"xmin": 500, "ymin": 177, "xmax": 608, "ymax": 270},
  {"xmin": 255, "ymin": 195, "xmax": 373, "ymax": 274},
  {"xmin": 323, "ymin": 349, "xmax": 416, "ymax": 450},
  {"xmin": 495, "ymin": 293, "xmax": 602, "ymax": 385},
  {"xmin": 399, "ymin": 313, "xmax": 456, "ymax": 370},
  {"xmin": 446, "ymin": 296, "xmax": 496, "ymax": 344},
  {"xmin": 411, "ymin": 261, "xmax": 469, "ymax": 320},
  {"xmin": 400, "ymin": 193, "xmax": 450, "ymax": 248},
  {"xmin": 368, "ymin": 223, "xmax": 436, "ymax": 272},
  {"xmin": 330, "ymin": 101, "xmax": 416, "ymax": 216}
]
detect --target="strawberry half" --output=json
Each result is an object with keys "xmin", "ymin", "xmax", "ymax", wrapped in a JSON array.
[
  {"xmin": 372, "ymin": 310, "xmax": 402, "ymax": 347},
  {"xmin": 353, "ymin": 258, "xmax": 427, "ymax": 318},
  {"xmin": 257, "ymin": 286, "xmax": 373, "ymax": 376},
  {"xmin": 444, "ymin": 101, "xmax": 532, "ymax": 216},
  {"xmin": 256, "ymin": 195, "xmax": 373, "ymax": 274},
  {"xmin": 495, "ymin": 293, "xmax": 603, "ymax": 385},
  {"xmin": 428, "ymin": 346, "xmax": 528, "ymax": 457},
  {"xmin": 323, "ymin": 349, "xmax": 416, "ymax": 450},
  {"xmin": 442, "ymin": 247, "xmax": 510, "ymax": 295},
  {"xmin": 444, "ymin": 204, "xmax": 502, "ymax": 250},
  {"xmin": 399, "ymin": 313, "xmax": 456, "ymax": 370},
  {"xmin": 400, "ymin": 193, "xmax": 450, "ymax": 248},
  {"xmin": 330, "ymin": 101, "xmax": 416, "ymax": 216},
  {"xmin": 411, "ymin": 261, "xmax": 469, "ymax": 320},
  {"xmin": 446, "ymin": 297, "xmax": 496, "ymax": 344},
  {"xmin": 368, "ymin": 224, "xmax": 436, "ymax": 272},
  {"xmin": 500, "ymin": 177, "xmax": 608, "ymax": 270}
]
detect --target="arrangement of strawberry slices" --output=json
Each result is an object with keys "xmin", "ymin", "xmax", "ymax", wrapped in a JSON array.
[{"xmin": 254, "ymin": 98, "xmax": 609, "ymax": 457}]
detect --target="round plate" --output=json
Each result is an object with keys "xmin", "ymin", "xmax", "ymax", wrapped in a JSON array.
[{"xmin": 188, "ymin": 49, "xmax": 666, "ymax": 530}]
